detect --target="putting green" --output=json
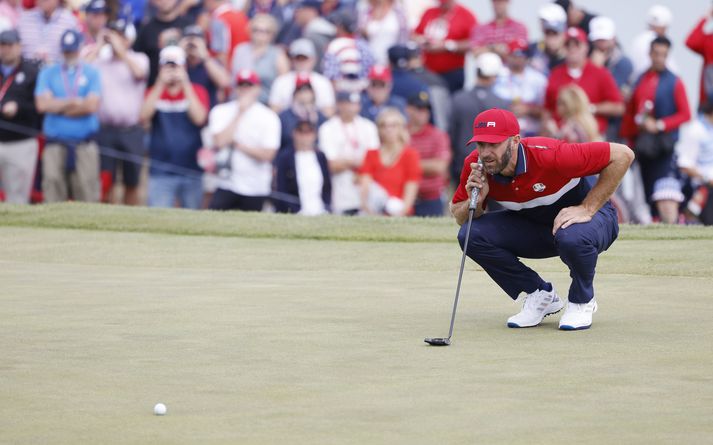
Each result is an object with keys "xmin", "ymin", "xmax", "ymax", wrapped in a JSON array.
[{"xmin": 1, "ymin": 204, "xmax": 712, "ymax": 444}]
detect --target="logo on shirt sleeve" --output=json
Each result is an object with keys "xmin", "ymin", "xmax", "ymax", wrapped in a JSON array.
[{"xmin": 533, "ymin": 183, "xmax": 546, "ymax": 192}]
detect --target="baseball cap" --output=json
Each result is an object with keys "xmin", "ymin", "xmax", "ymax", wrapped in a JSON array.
[
  {"xmin": 407, "ymin": 90, "xmax": 431, "ymax": 109},
  {"xmin": 565, "ymin": 27, "xmax": 587, "ymax": 44},
  {"xmin": 508, "ymin": 38, "xmax": 529, "ymax": 56},
  {"xmin": 60, "ymin": 29, "xmax": 83, "ymax": 53},
  {"xmin": 85, "ymin": 0, "xmax": 108, "ymax": 14},
  {"xmin": 368, "ymin": 65, "xmax": 392, "ymax": 83},
  {"xmin": 295, "ymin": 72, "xmax": 312, "ymax": 90},
  {"xmin": 387, "ymin": 44, "xmax": 410, "ymax": 68},
  {"xmin": 289, "ymin": 38, "xmax": 316, "ymax": 58},
  {"xmin": 336, "ymin": 90, "xmax": 361, "ymax": 103},
  {"xmin": 159, "ymin": 45, "xmax": 186, "ymax": 66},
  {"xmin": 467, "ymin": 108, "xmax": 520, "ymax": 144},
  {"xmin": 647, "ymin": 5, "xmax": 672, "ymax": 28},
  {"xmin": 476, "ymin": 52, "xmax": 503, "ymax": 77},
  {"xmin": 183, "ymin": 25, "xmax": 205, "ymax": 39},
  {"xmin": 329, "ymin": 9, "xmax": 357, "ymax": 34},
  {"xmin": 107, "ymin": 18, "xmax": 129, "ymax": 34},
  {"xmin": 538, "ymin": 3, "xmax": 567, "ymax": 32},
  {"xmin": 235, "ymin": 69, "xmax": 260, "ymax": 85},
  {"xmin": 589, "ymin": 16, "xmax": 615, "ymax": 41},
  {"xmin": 0, "ymin": 29, "xmax": 20, "ymax": 44}
]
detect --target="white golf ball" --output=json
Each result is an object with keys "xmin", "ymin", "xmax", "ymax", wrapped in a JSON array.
[{"xmin": 153, "ymin": 403, "xmax": 167, "ymax": 416}]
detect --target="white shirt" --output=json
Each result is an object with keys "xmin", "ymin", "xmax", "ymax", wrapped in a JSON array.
[
  {"xmin": 493, "ymin": 66, "xmax": 548, "ymax": 135},
  {"xmin": 268, "ymin": 71, "xmax": 335, "ymax": 113},
  {"xmin": 295, "ymin": 150, "xmax": 327, "ymax": 215},
  {"xmin": 207, "ymin": 101, "xmax": 280, "ymax": 196},
  {"xmin": 318, "ymin": 115, "xmax": 380, "ymax": 213},
  {"xmin": 363, "ymin": 7, "xmax": 402, "ymax": 66},
  {"xmin": 676, "ymin": 117, "xmax": 713, "ymax": 182}
]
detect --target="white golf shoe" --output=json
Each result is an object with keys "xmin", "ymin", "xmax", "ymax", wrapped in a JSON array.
[
  {"xmin": 507, "ymin": 288, "xmax": 564, "ymax": 328},
  {"xmin": 559, "ymin": 300, "xmax": 598, "ymax": 330}
]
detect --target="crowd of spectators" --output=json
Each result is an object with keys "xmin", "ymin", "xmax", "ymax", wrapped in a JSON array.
[{"xmin": 0, "ymin": 0, "xmax": 712, "ymax": 223}]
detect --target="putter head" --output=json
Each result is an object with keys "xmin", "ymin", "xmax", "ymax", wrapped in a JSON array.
[{"xmin": 424, "ymin": 337, "xmax": 451, "ymax": 346}]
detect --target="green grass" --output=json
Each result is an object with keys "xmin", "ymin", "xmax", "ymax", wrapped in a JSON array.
[{"xmin": 1, "ymin": 204, "xmax": 713, "ymax": 444}]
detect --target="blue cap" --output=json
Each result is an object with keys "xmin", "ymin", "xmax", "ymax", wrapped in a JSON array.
[
  {"xmin": 296, "ymin": 0, "xmax": 321, "ymax": 9},
  {"xmin": 60, "ymin": 29, "xmax": 83, "ymax": 53},
  {"xmin": 85, "ymin": 0, "xmax": 108, "ymax": 13},
  {"xmin": 0, "ymin": 29, "xmax": 21, "ymax": 44}
]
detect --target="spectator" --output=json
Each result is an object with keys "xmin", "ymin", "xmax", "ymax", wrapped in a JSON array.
[
  {"xmin": 386, "ymin": 44, "xmax": 429, "ymax": 104},
  {"xmin": 392, "ymin": 42, "xmax": 452, "ymax": 132},
  {"xmin": 412, "ymin": 0, "xmax": 477, "ymax": 93},
  {"xmin": 529, "ymin": 2, "xmax": 567, "ymax": 76},
  {"xmin": 322, "ymin": 8, "xmax": 374, "ymax": 82},
  {"xmin": 278, "ymin": 0, "xmax": 335, "ymax": 58},
  {"xmin": 358, "ymin": 107, "xmax": 421, "ymax": 216},
  {"xmin": 90, "ymin": 18, "xmax": 149, "ymax": 206},
  {"xmin": 182, "ymin": 25, "xmax": 232, "ymax": 108},
  {"xmin": 18, "ymin": 0, "xmax": 79, "ymax": 64},
  {"xmin": 35, "ymin": 29, "xmax": 101, "ymax": 203},
  {"xmin": 543, "ymin": 27, "xmax": 624, "ymax": 137},
  {"xmin": 493, "ymin": 38, "xmax": 547, "ymax": 137},
  {"xmin": 588, "ymin": 16, "xmax": 633, "ymax": 142},
  {"xmin": 685, "ymin": 5, "xmax": 713, "ymax": 109},
  {"xmin": 269, "ymin": 38, "xmax": 335, "ymax": 116},
  {"xmin": 82, "ymin": 0, "xmax": 109, "ymax": 46},
  {"xmin": 245, "ymin": 0, "xmax": 292, "ymax": 26},
  {"xmin": 0, "ymin": 29, "xmax": 41, "ymax": 204},
  {"xmin": 0, "ymin": 0, "xmax": 22, "ymax": 28},
  {"xmin": 470, "ymin": 0, "xmax": 527, "ymax": 59},
  {"xmin": 360, "ymin": 65, "xmax": 406, "ymax": 122},
  {"xmin": 676, "ymin": 102, "xmax": 713, "ymax": 225},
  {"xmin": 319, "ymin": 90, "xmax": 379, "ymax": 215},
  {"xmin": 631, "ymin": 5, "xmax": 677, "ymax": 79},
  {"xmin": 278, "ymin": 73, "xmax": 326, "ymax": 151},
  {"xmin": 406, "ymin": 91, "xmax": 451, "ymax": 217},
  {"xmin": 140, "ymin": 45, "xmax": 209, "ymax": 209},
  {"xmin": 546, "ymin": 85, "xmax": 600, "ymax": 143},
  {"xmin": 133, "ymin": 0, "xmax": 192, "ymax": 86},
  {"xmin": 553, "ymin": 0, "xmax": 596, "ymax": 35},
  {"xmin": 203, "ymin": 0, "xmax": 250, "ymax": 69},
  {"xmin": 450, "ymin": 52, "xmax": 509, "ymax": 184},
  {"xmin": 207, "ymin": 69, "xmax": 280, "ymax": 211},
  {"xmin": 231, "ymin": 13, "xmax": 290, "ymax": 103},
  {"xmin": 357, "ymin": 0, "xmax": 409, "ymax": 66},
  {"xmin": 621, "ymin": 37, "xmax": 691, "ymax": 224},
  {"xmin": 273, "ymin": 119, "xmax": 331, "ymax": 215}
]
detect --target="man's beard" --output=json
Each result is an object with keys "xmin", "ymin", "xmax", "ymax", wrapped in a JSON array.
[{"xmin": 483, "ymin": 140, "xmax": 513, "ymax": 175}]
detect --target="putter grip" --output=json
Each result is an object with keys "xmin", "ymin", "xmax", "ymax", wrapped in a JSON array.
[{"xmin": 468, "ymin": 159, "xmax": 484, "ymax": 210}]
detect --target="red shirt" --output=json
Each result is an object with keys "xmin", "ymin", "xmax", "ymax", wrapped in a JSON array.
[
  {"xmin": 210, "ymin": 4, "xmax": 250, "ymax": 67},
  {"xmin": 620, "ymin": 70, "xmax": 691, "ymax": 141},
  {"xmin": 685, "ymin": 17, "xmax": 713, "ymax": 106},
  {"xmin": 414, "ymin": 4, "xmax": 477, "ymax": 74},
  {"xmin": 359, "ymin": 147, "xmax": 422, "ymax": 198},
  {"xmin": 410, "ymin": 124, "xmax": 451, "ymax": 199},
  {"xmin": 544, "ymin": 61, "xmax": 623, "ymax": 134},
  {"xmin": 452, "ymin": 138, "xmax": 610, "ymax": 223},
  {"xmin": 470, "ymin": 18, "xmax": 528, "ymax": 49}
]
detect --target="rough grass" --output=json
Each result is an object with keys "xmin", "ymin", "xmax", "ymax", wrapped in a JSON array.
[{"xmin": 1, "ymin": 204, "xmax": 712, "ymax": 444}]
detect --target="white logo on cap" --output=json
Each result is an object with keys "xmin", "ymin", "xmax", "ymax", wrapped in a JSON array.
[
  {"xmin": 64, "ymin": 33, "xmax": 75, "ymax": 45},
  {"xmin": 533, "ymin": 183, "xmax": 546, "ymax": 192},
  {"xmin": 487, "ymin": 121, "xmax": 496, "ymax": 127}
]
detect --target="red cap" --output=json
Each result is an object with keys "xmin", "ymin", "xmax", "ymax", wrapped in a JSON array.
[
  {"xmin": 235, "ymin": 69, "xmax": 260, "ymax": 85},
  {"xmin": 295, "ymin": 72, "xmax": 312, "ymax": 89},
  {"xmin": 368, "ymin": 65, "xmax": 392, "ymax": 82},
  {"xmin": 467, "ymin": 108, "xmax": 520, "ymax": 144},
  {"xmin": 565, "ymin": 26, "xmax": 587, "ymax": 43},
  {"xmin": 508, "ymin": 38, "xmax": 529, "ymax": 55}
]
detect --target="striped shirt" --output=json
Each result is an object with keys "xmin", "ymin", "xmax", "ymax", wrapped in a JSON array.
[
  {"xmin": 470, "ymin": 18, "xmax": 527, "ymax": 50},
  {"xmin": 18, "ymin": 7, "xmax": 79, "ymax": 65},
  {"xmin": 410, "ymin": 124, "xmax": 451, "ymax": 200}
]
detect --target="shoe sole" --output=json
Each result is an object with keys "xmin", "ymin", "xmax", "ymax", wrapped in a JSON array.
[
  {"xmin": 559, "ymin": 324, "xmax": 592, "ymax": 331},
  {"xmin": 507, "ymin": 306, "xmax": 564, "ymax": 328}
]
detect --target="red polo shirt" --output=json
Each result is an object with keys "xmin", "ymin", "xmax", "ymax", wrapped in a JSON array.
[
  {"xmin": 685, "ymin": 17, "xmax": 713, "ymax": 106},
  {"xmin": 544, "ymin": 61, "xmax": 623, "ymax": 134},
  {"xmin": 414, "ymin": 4, "xmax": 477, "ymax": 74}
]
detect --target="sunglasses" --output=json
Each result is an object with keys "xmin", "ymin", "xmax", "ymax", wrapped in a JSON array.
[{"xmin": 237, "ymin": 82, "xmax": 255, "ymax": 87}]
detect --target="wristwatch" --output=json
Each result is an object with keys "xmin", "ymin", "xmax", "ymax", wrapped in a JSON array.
[
  {"xmin": 444, "ymin": 40, "xmax": 457, "ymax": 52},
  {"xmin": 656, "ymin": 119, "xmax": 666, "ymax": 132}
]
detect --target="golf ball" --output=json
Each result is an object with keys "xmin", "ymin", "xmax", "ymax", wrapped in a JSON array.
[{"xmin": 153, "ymin": 403, "xmax": 167, "ymax": 416}]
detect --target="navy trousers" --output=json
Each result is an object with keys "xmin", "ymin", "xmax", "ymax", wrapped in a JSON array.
[{"xmin": 457, "ymin": 203, "xmax": 619, "ymax": 304}]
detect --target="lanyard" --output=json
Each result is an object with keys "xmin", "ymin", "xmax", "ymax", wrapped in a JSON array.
[
  {"xmin": 60, "ymin": 64, "xmax": 83, "ymax": 98},
  {"xmin": 0, "ymin": 70, "xmax": 18, "ymax": 103},
  {"xmin": 340, "ymin": 119, "xmax": 361, "ymax": 153}
]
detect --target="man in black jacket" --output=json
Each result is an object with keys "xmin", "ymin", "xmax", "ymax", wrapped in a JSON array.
[{"xmin": 0, "ymin": 29, "xmax": 41, "ymax": 204}]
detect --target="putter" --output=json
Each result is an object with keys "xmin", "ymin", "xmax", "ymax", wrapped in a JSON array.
[{"xmin": 425, "ymin": 159, "xmax": 483, "ymax": 347}]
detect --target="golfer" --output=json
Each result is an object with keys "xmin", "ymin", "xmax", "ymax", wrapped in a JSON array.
[{"xmin": 452, "ymin": 108, "xmax": 634, "ymax": 330}]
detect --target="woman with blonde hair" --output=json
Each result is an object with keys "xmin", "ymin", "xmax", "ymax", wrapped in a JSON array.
[
  {"xmin": 549, "ymin": 85, "xmax": 602, "ymax": 143},
  {"xmin": 358, "ymin": 107, "xmax": 422, "ymax": 216}
]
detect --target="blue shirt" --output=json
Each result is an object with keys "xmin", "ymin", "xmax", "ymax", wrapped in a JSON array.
[{"xmin": 35, "ymin": 62, "xmax": 101, "ymax": 141}]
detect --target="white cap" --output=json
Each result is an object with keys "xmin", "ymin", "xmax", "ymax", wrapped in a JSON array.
[
  {"xmin": 476, "ymin": 52, "xmax": 503, "ymax": 78},
  {"xmin": 538, "ymin": 3, "xmax": 567, "ymax": 32},
  {"xmin": 159, "ymin": 45, "xmax": 186, "ymax": 66},
  {"xmin": 647, "ymin": 5, "xmax": 672, "ymax": 28},
  {"xmin": 589, "ymin": 16, "xmax": 616, "ymax": 41}
]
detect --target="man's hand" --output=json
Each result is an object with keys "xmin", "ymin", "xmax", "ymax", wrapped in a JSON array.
[
  {"xmin": 106, "ymin": 31, "xmax": 127, "ymax": 59},
  {"xmin": 466, "ymin": 161, "xmax": 489, "ymax": 199},
  {"xmin": 553, "ymin": 205, "xmax": 594, "ymax": 235},
  {"xmin": 643, "ymin": 116, "xmax": 659, "ymax": 133},
  {"xmin": 2, "ymin": 101, "xmax": 18, "ymax": 118}
]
